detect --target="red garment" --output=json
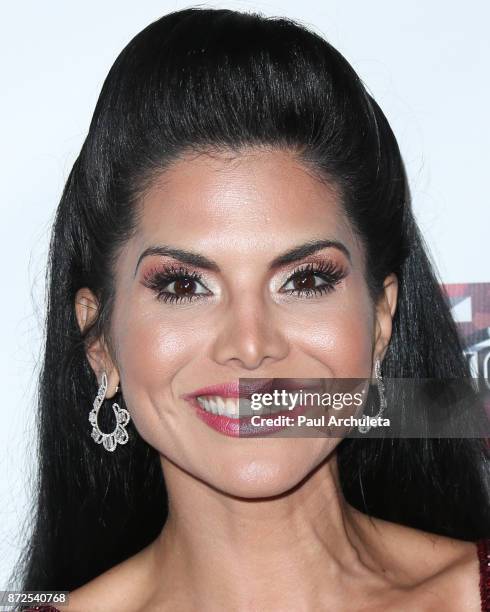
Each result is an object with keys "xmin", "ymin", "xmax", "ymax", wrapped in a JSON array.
[
  {"xmin": 21, "ymin": 538, "xmax": 490, "ymax": 611},
  {"xmin": 478, "ymin": 538, "xmax": 490, "ymax": 611}
]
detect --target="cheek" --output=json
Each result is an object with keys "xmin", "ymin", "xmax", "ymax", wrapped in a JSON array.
[
  {"xmin": 110, "ymin": 301, "xmax": 204, "ymax": 423},
  {"xmin": 286, "ymin": 286, "xmax": 375, "ymax": 378}
]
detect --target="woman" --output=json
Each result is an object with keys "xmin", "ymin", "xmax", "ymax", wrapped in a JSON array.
[{"xmin": 14, "ymin": 7, "xmax": 490, "ymax": 611}]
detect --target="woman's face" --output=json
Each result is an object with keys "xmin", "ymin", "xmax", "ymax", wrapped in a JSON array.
[{"xmin": 78, "ymin": 147, "xmax": 397, "ymax": 498}]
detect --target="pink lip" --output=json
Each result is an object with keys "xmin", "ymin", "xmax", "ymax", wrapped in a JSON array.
[
  {"xmin": 184, "ymin": 395, "xmax": 314, "ymax": 437},
  {"xmin": 181, "ymin": 379, "xmax": 272, "ymax": 400},
  {"xmin": 180, "ymin": 378, "xmax": 325, "ymax": 438},
  {"xmin": 181, "ymin": 378, "xmax": 324, "ymax": 400}
]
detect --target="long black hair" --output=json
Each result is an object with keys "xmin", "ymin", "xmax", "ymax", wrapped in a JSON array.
[{"xmin": 11, "ymin": 7, "xmax": 490, "ymax": 595}]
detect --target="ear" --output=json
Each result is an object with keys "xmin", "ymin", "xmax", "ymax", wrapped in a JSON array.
[
  {"xmin": 373, "ymin": 273, "xmax": 398, "ymax": 367},
  {"xmin": 74, "ymin": 287, "xmax": 120, "ymax": 398}
]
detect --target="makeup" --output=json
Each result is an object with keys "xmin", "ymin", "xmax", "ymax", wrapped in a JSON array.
[
  {"xmin": 140, "ymin": 258, "xmax": 348, "ymax": 304},
  {"xmin": 181, "ymin": 379, "xmax": 324, "ymax": 437}
]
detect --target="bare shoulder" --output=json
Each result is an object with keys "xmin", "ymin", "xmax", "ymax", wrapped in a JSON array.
[
  {"xmin": 434, "ymin": 537, "xmax": 483, "ymax": 611},
  {"xmin": 406, "ymin": 536, "xmax": 482, "ymax": 611},
  {"xmin": 64, "ymin": 544, "xmax": 154, "ymax": 612},
  {"xmin": 353, "ymin": 511, "xmax": 483, "ymax": 611}
]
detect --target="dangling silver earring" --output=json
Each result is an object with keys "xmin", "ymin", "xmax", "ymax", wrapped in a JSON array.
[
  {"xmin": 89, "ymin": 372, "xmax": 130, "ymax": 452},
  {"xmin": 358, "ymin": 359, "xmax": 387, "ymax": 434}
]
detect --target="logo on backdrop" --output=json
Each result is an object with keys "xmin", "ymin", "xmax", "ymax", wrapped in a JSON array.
[{"xmin": 444, "ymin": 282, "xmax": 490, "ymax": 414}]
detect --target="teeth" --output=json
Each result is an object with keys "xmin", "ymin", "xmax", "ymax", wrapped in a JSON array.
[
  {"xmin": 195, "ymin": 395, "xmax": 287, "ymax": 418},
  {"xmin": 207, "ymin": 397, "xmax": 217, "ymax": 414},
  {"xmin": 196, "ymin": 396, "xmax": 239, "ymax": 418},
  {"xmin": 215, "ymin": 397, "xmax": 225, "ymax": 415}
]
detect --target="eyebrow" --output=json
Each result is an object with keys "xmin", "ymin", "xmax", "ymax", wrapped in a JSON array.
[{"xmin": 134, "ymin": 239, "xmax": 351, "ymax": 277}]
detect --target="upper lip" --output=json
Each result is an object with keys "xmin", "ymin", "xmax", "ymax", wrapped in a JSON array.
[{"xmin": 181, "ymin": 378, "xmax": 323, "ymax": 400}]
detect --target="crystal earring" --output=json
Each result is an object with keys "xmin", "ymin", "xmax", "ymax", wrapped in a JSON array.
[
  {"xmin": 358, "ymin": 359, "xmax": 387, "ymax": 434},
  {"xmin": 89, "ymin": 371, "xmax": 130, "ymax": 452}
]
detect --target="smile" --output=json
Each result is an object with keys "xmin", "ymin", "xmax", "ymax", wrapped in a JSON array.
[{"xmin": 195, "ymin": 395, "xmax": 288, "ymax": 418}]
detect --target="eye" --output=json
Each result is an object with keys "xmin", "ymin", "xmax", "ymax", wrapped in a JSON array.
[
  {"xmin": 142, "ymin": 265, "xmax": 211, "ymax": 304},
  {"xmin": 280, "ymin": 261, "xmax": 346, "ymax": 298}
]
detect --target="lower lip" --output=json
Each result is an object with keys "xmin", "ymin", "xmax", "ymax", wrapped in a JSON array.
[{"xmin": 185, "ymin": 397, "xmax": 315, "ymax": 437}]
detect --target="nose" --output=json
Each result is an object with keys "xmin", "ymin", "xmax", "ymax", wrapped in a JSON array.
[{"xmin": 211, "ymin": 297, "xmax": 289, "ymax": 371}]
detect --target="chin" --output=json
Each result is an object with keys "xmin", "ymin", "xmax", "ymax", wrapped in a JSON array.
[{"xmin": 204, "ymin": 447, "xmax": 332, "ymax": 499}]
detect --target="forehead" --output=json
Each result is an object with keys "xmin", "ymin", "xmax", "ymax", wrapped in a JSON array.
[{"xmin": 128, "ymin": 147, "xmax": 361, "ymax": 265}]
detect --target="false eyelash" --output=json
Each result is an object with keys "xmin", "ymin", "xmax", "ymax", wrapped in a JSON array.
[
  {"xmin": 141, "ymin": 264, "xmax": 208, "ymax": 304},
  {"xmin": 281, "ymin": 260, "xmax": 347, "ymax": 298},
  {"xmin": 141, "ymin": 259, "xmax": 347, "ymax": 305}
]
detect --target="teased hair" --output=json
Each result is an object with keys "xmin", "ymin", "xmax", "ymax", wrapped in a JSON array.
[{"xmin": 11, "ymin": 8, "xmax": 489, "ymax": 595}]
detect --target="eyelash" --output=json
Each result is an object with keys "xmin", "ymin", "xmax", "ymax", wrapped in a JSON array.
[
  {"xmin": 142, "ymin": 261, "xmax": 347, "ymax": 304},
  {"xmin": 142, "ymin": 265, "xmax": 208, "ymax": 304},
  {"xmin": 281, "ymin": 261, "xmax": 347, "ymax": 298}
]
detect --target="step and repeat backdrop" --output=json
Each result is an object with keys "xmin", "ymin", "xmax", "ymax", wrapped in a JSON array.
[
  {"xmin": 446, "ymin": 283, "xmax": 490, "ymax": 378},
  {"xmin": 446, "ymin": 283, "xmax": 490, "ymax": 417}
]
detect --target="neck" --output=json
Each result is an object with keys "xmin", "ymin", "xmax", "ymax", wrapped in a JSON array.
[{"xmin": 143, "ymin": 453, "xmax": 394, "ymax": 610}]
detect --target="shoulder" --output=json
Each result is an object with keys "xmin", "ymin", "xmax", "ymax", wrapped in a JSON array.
[
  {"xmin": 368, "ymin": 521, "xmax": 482, "ymax": 612},
  {"xmin": 63, "ymin": 543, "xmax": 155, "ymax": 612},
  {"xmin": 349, "ymin": 508, "xmax": 484, "ymax": 610},
  {"xmin": 419, "ymin": 536, "xmax": 484, "ymax": 612},
  {"xmin": 57, "ymin": 515, "xmax": 487, "ymax": 612}
]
